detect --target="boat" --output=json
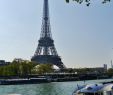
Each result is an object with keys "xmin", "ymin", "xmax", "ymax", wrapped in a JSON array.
[
  {"xmin": 0, "ymin": 77, "xmax": 51, "ymax": 85},
  {"xmin": 8, "ymin": 94, "xmax": 21, "ymax": 95},
  {"xmin": 72, "ymin": 82, "xmax": 113, "ymax": 95}
]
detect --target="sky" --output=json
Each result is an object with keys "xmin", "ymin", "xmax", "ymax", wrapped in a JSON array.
[{"xmin": 0, "ymin": 0, "xmax": 113, "ymax": 68}]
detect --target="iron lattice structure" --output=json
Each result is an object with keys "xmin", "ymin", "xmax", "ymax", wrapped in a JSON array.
[{"xmin": 31, "ymin": 0, "xmax": 66, "ymax": 69}]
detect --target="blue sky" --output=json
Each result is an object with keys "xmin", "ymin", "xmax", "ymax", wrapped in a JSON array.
[{"xmin": 0, "ymin": 0, "xmax": 113, "ymax": 68}]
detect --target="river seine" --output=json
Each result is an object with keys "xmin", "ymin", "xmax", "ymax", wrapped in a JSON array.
[{"xmin": 0, "ymin": 79, "xmax": 113, "ymax": 95}]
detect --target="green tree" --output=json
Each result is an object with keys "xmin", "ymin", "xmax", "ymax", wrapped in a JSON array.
[
  {"xmin": 33, "ymin": 64, "xmax": 54, "ymax": 74},
  {"xmin": 14, "ymin": 61, "xmax": 36, "ymax": 76},
  {"xmin": 107, "ymin": 68, "xmax": 113, "ymax": 77},
  {"xmin": 0, "ymin": 60, "xmax": 37, "ymax": 76}
]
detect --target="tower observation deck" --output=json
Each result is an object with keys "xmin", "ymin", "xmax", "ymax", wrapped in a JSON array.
[{"xmin": 31, "ymin": 0, "xmax": 66, "ymax": 69}]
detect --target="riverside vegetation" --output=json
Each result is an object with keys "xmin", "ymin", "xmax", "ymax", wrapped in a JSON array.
[
  {"xmin": 0, "ymin": 59, "xmax": 53, "ymax": 76},
  {"xmin": 0, "ymin": 59, "xmax": 113, "ymax": 77}
]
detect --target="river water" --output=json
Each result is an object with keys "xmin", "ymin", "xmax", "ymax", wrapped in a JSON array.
[{"xmin": 0, "ymin": 79, "xmax": 113, "ymax": 95}]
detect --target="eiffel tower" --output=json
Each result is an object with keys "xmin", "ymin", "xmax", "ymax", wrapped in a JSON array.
[{"xmin": 31, "ymin": 0, "xmax": 66, "ymax": 69}]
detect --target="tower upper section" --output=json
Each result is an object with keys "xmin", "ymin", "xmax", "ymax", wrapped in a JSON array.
[{"xmin": 40, "ymin": 0, "xmax": 52, "ymax": 39}]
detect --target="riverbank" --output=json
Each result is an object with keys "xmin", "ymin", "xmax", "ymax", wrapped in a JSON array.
[
  {"xmin": 0, "ymin": 73, "xmax": 111, "ymax": 85},
  {"xmin": 0, "ymin": 78, "xmax": 50, "ymax": 85}
]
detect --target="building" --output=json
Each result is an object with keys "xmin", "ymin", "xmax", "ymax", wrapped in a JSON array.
[
  {"xmin": 103, "ymin": 64, "xmax": 107, "ymax": 71},
  {"xmin": 0, "ymin": 60, "xmax": 10, "ymax": 66}
]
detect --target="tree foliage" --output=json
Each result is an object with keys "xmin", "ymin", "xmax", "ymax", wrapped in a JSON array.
[
  {"xmin": 0, "ymin": 59, "xmax": 54, "ymax": 76},
  {"xmin": 107, "ymin": 68, "xmax": 113, "ymax": 76},
  {"xmin": 65, "ymin": 0, "xmax": 110, "ymax": 6},
  {"xmin": 0, "ymin": 60, "xmax": 36, "ymax": 76},
  {"xmin": 32, "ymin": 64, "xmax": 54, "ymax": 74}
]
